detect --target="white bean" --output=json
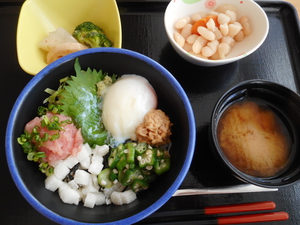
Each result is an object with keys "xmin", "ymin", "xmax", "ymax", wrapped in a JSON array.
[
  {"xmin": 202, "ymin": 47, "xmax": 214, "ymax": 58},
  {"xmin": 175, "ymin": 17, "xmax": 191, "ymax": 29},
  {"xmin": 191, "ymin": 11, "xmax": 207, "ymax": 22},
  {"xmin": 228, "ymin": 24, "xmax": 242, "ymax": 38},
  {"xmin": 233, "ymin": 22, "xmax": 243, "ymax": 29},
  {"xmin": 189, "ymin": 51, "xmax": 208, "ymax": 59},
  {"xmin": 239, "ymin": 16, "xmax": 249, "ymax": 25},
  {"xmin": 243, "ymin": 23, "xmax": 252, "ymax": 36},
  {"xmin": 240, "ymin": 16, "xmax": 252, "ymax": 36},
  {"xmin": 221, "ymin": 36, "xmax": 235, "ymax": 47},
  {"xmin": 183, "ymin": 42, "xmax": 193, "ymax": 52},
  {"xmin": 186, "ymin": 34, "xmax": 199, "ymax": 44},
  {"xmin": 234, "ymin": 30, "xmax": 244, "ymax": 42},
  {"xmin": 172, "ymin": 4, "xmax": 252, "ymax": 61},
  {"xmin": 218, "ymin": 43, "xmax": 231, "ymax": 59},
  {"xmin": 216, "ymin": 4, "xmax": 237, "ymax": 13},
  {"xmin": 197, "ymin": 26, "xmax": 216, "ymax": 41},
  {"xmin": 206, "ymin": 18, "xmax": 216, "ymax": 32},
  {"xmin": 210, "ymin": 52, "xmax": 221, "ymax": 60},
  {"xmin": 174, "ymin": 31, "xmax": 185, "ymax": 47},
  {"xmin": 220, "ymin": 23, "xmax": 229, "ymax": 36},
  {"xmin": 197, "ymin": 36, "xmax": 209, "ymax": 46},
  {"xmin": 208, "ymin": 11, "xmax": 219, "ymax": 16},
  {"xmin": 192, "ymin": 40, "xmax": 202, "ymax": 54},
  {"xmin": 218, "ymin": 13, "xmax": 231, "ymax": 25},
  {"xmin": 192, "ymin": 36, "xmax": 208, "ymax": 54},
  {"xmin": 214, "ymin": 29, "xmax": 223, "ymax": 40},
  {"xmin": 225, "ymin": 10, "xmax": 237, "ymax": 23},
  {"xmin": 202, "ymin": 40, "xmax": 219, "ymax": 57},
  {"xmin": 181, "ymin": 23, "xmax": 192, "ymax": 39},
  {"xmin": 207, "ymin": 40, "xmax": 219, "ymax": 51}
]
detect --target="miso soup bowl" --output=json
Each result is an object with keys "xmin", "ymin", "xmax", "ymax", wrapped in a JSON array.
[
  {"xmin": 210, "ymin": 80, "xmax": 300, "ymax": 188},
  {"xmin": 6, "ymin": 48, "xmax": 196, "ymax": 224},
  {"xmin": 164, "ymin": 0, "xmax": 269, "ymax": 67}
]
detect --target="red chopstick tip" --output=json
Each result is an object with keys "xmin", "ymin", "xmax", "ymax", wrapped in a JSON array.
[
  {"xmin": 269, "ymin": 212, "xmax": 289, "ymax": 221},
  {"xmin": 218, "ymin": 212, "xmax": 289, "ymax": 224},
  {"xmin": 282, "ymin": 211, "xmax": 290, "ymax": 220},
  {"xmin": 204, "ymin": 201, "xmax": 276, "ymax": 215},
  {"xmin": 269, "ymin": 201, "xmax": 276, "ymax": 208}
]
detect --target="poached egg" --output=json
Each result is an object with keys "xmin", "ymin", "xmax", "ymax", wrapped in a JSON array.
[{"xmin": 102, "ymin": 75, "xmax": 157, "ymax": 144}]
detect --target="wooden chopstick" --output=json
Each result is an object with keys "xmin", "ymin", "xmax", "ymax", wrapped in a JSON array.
[
  {"xmin": 150, "ymin": 201, "xmax": 276, "ymax": 218},
  {"xmin": 145, "ymin": 212, "xmax": 289, "ymax": 225}
]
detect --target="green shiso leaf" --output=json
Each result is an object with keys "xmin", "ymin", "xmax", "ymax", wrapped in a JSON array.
[{"xmin": 59, "ymin": 58, "xmax": 107, "ymax": 147}]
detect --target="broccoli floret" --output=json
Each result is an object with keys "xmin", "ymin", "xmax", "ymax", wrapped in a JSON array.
[{"xmin": 73, "ymin": 21, "xmax": 113, "ymax": 48}]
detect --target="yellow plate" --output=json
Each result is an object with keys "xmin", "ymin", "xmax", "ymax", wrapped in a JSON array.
[{"xmin": 17, "ymin": 0, "xmax": 122, "ymax": 75}]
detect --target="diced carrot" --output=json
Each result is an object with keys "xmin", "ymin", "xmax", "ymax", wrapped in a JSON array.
[{"xmin": 191, "ymin": 15, "xmax": 219, "ymax": 35}]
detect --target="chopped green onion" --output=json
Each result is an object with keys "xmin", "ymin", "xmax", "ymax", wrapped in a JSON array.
[
  {"xmin": 37, "ymin": 106, "xmax": 48, "ymax": 116},
  {"xmin": 44, "ymin": 88, "xmax": 56, "ymax": 95},
  {"xmin": 18, "ymin": 113, "xmax": 71, "ymax": 176},
  {"xmin": 32, "ymin": 126, "xmax": 40, "ymax": 134},
  {"xmin": 50, "ymin": 133, "xmax": 60, "ymax": 141}
]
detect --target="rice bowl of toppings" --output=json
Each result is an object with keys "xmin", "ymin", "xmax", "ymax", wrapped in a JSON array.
[{"xmin": 6, "ymin": 48, "xmax": 196, "ymax": 224}]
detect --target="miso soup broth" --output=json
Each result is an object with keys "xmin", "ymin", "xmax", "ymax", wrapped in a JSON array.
[{"xmin": 217, "ymin": 99, "xmax": 292, "ymax": 178}]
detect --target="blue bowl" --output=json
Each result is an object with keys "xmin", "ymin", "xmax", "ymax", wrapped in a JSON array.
[{"xmin": 6, "ymin": 48, "xmax": 196, "ymax": 224}]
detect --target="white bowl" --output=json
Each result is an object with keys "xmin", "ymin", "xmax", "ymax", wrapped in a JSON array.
[{"xmin": 164, "ymin": 0, "xmax": 269, "ymax": 67}]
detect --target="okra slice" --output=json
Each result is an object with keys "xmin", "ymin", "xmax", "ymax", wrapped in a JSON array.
[
  {"xmin": 108, "ymin": 144, "xmax": 125, "ymax": 168},
  {"xmin": 138, "ymin": 149, "xmax": 156, "ymax": 168},
  {"xmin": 141, "ymin": 168, "xmax": 152, "ymax": 176},
  {"xmin": 125, "ymin": 142, "xmax": 136, "ymax": 164},
  {"xmin": 141, "ymin": 168, "xmax": 157, "ymax": 184},
  {"xmin": 122, "ymin": 168, "xmax": 143, "ymax": 186},
  {"xmin": 143, "ymin": 173, "xmax": 157, "ymax": 184},
  {"xmin": 130, "ymin": 179, "xmax": 149, "ymax": 193},
  {"xmin": 109, "ymin": 168, "xmax": 118, "ymax": 182},
  {"xmin": 116, "ymin": 154, "xmax": 127, "ymax": 171},
  {"xmin": 129, "ymin": 163, "xmax": 136, "ymax": 169},
  {"xmin": 108, "ymin": 147, "xmax": 119, "ymax": 168},
  {"xmin": 135, "ymin": 143, "xmax": 148, "ymax": 155},
  {"xmin": 154, "ymin": 156, "xmax": 171, "ymax": 175},
  {"xmin": 118, "ymin": 169, "xmax": 125, "ymax": 183},
  {"xmin": 98, "ymin": 168, "xmax": 113, "ymax": 188}
]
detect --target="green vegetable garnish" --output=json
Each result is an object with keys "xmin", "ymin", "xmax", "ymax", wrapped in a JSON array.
[
  {"xmin": 130, "ymin": 179, "xmax": 149, "ymax": 193},
  {"xmin": 104, "ymin": 142, "xmax": 171, "ymax": 192},
  {"xmin": 59, "ymin": 58, "xmax": 112, "ymax": 147},
  {"xmin": 17, "ymin": 114, "xmax": 70, "ymax": 176},
  {"xmin": 73, "ymin": 21, "xmax": 113, "ymax": 48},
  {"xmin": 98, "ymin": 168, "xmax": 114, "ymax": 188}
]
